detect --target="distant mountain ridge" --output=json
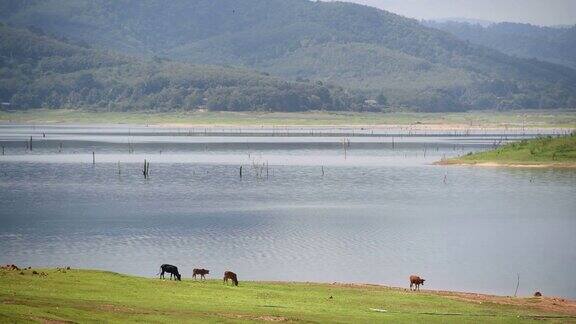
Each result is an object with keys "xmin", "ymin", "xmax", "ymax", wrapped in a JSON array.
[
  {"xmin": 1, "ymin": 0, "xmax": 576, "ymax": 111},
  {"xmin": 424, "ymin": 20, "xmax": 576, "ymax": 70},
  {"xmin": 0, "ymin": 25, "xmax": 358, "ymax": 112},
  {"xmin": 430, "ymin": 17, "xmax": 495, "ymax": 27}
]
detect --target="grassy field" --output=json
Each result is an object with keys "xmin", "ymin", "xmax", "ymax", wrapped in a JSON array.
[
  {"xmin": 0, "ymin": 268, "xmax": 575, "ymax": 323},
  {"xmin": 441, "ymin": 133, "xmax": 576, "ymax": 167},
  {"xmin": 1, "ymin": 109, "xmax": 576, "ymax": 128}
]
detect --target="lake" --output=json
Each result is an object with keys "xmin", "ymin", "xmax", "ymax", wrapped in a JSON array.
[{"xmin": 0, "ymin": 124, "xmax": 574, "ymax": 298}]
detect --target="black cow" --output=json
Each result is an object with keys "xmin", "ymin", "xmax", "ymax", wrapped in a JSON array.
[{"xmin": 159, "ymin": 264, "xmax": 181, "ymax": 281}]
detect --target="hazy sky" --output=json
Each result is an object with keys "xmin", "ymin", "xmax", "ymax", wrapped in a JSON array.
[{"xmin": 338, "ymin": 0, "xmax": 576, "ymax": 26}]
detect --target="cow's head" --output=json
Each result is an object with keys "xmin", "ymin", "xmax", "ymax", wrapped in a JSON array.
[
  {"xmin": 176, "ymin": 273, "xmax": 182, "ymax": 281},
  {"xmin": 420, "ymin": 279, "xmax": 425, "ymax": 285},
  {"xmin": 206, "ymin": 270, "xmax": 210, "ymax": 274}
]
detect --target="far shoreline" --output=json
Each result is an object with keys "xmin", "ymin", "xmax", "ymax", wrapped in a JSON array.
[
  {"xmin": 1, "ymin": 109, "xmax": 575, "ymax": 131},
  {"xmin": 2, "ymin": 120, "xmax": 573, "ymax": 134},
  {"xmin": 0, "ymin": 120, "xmax": 574, "ymax": 133}
]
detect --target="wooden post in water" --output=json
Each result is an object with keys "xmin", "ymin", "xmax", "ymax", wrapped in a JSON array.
[
  {"xmin": 92, "ymin": 151, "xmax": 95, "ymax": 164},
  {"xmin": 59, "ymin": 142, "xmax": 63, "ymax": 153},
  {"xmin": 1, "ymin": 145, "xmax": 4, "ymax": 155},
  {"xmin": 266, "ymin": 161, "xmax": 269, "ymax": 179},
  {"xmin": 342, "ymin": 138, "xmax": 348, "ymax": 160},
  {"xmin": 29, "ymin": 136, "xmax": 33, "ymax": 151},
  {"xmin": 321, "ymin": 165, "xmax": 324, "ymax": 177},
  {"xmin": 239, "ymin": 166, "xmax": 243, "ymax": 179},
  {"xmin": 142, "ymin": 159, "xmax": 149, "ymax": 179},
  {"xmin": 117, "ymin": 161, "xmax": 121, "ymax": 175}
]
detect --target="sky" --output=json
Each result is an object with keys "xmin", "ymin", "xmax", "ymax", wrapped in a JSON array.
[{"xmin": 337, "ymin": 0, "xmax": 576, "ymax": 26}]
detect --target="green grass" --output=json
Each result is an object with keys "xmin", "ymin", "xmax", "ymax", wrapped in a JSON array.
[
  {"xmin": 0, "ymin": 268, "xmax": 573, "ymax": 323},
  {"xmin": 1, "ymin": 109, "xmax": 576, "ymax": 127},
  {"xmin": 444, "ymin": 133, "xmax": 576, "ymax": 166}
]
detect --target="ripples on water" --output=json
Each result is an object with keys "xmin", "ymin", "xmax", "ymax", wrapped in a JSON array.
[{"xmin": 0, "ymin": 125, "xmax": 575, "ymax": 297}]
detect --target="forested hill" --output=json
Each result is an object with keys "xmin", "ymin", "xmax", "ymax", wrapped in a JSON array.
[
  {"xmin": 1, "ymin": 0, "xmax": 576, "ymax": 111},
  {"xmin": 423, "ymin": 21, "xmax": 576, "ymax": 70},
  {"xmin": 0, "ymin": 25, "xmax": 358, "ymax": 112}
]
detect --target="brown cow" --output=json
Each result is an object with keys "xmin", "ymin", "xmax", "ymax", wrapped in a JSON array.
[
  {"xmin": 1, "ymin": 264, "xmax": 20, "ymax": 271},
  {"xmin": 223, "ymin": 271, "xmax": 238, "ymax": 286},
  {"xmin": 193, "ymin": 268, "xmax": 209, "ymax": 280},
  {"xmin": 409, "ymin": 275, "xmax": 425, "ymax": 291}
]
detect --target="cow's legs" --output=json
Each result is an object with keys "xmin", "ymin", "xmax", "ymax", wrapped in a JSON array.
[{"xmin": 160, "ymin": 270, "xmax": 165, "ymax": 279}]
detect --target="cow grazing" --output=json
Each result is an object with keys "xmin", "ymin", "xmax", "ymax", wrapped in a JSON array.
[
  {"xmin": 159, "ymin": 264, "xmax": 181, "ymax": 281},
  {"xmin": 223, "ymin": 271, "xmax": 238, "ymax": 286},
  {"xmin": 409, "ymin": 275, "xmax": 425, "ymax": 291},
  {"xmin": 193, "ymin": 268, "xmax": 209, "ymax": 280},
  {"xmin": 1, "ymin": 264, "xmax": 20, "ymax": 271}
]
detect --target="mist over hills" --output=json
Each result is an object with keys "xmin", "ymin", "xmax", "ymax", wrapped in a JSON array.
[{"xmin": 1, "ymin": 0, "xmax": 575, "ymax": 112}]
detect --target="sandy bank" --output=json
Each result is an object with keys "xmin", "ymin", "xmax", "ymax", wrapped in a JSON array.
[{"xmin": 435, "ymin": 160, "xmax": 576, "ymax": 168}]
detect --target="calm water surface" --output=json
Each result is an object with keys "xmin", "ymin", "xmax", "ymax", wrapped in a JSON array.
[{"xmin": 0, "ymin": 125, "xmax": 574, "ymax": 298}]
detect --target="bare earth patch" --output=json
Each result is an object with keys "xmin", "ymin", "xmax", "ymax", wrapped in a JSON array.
[
  {"xmin": 217, "ymin": 313, "xmax": 289, "ymax": 322},
  {"xmin": 97, "ymin": 303, "xmax": 136, "ymax": 313},
  {"xmin": 433, "ymin": 290, "xmax": 576, "ymax": 316},
  {"xmin": 328, "ymin": 282, "xmax": 576, "ymax": 316},
  {"xmin": 31, "ymin": 317, "xmax": 75, "ymax": 324}
]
